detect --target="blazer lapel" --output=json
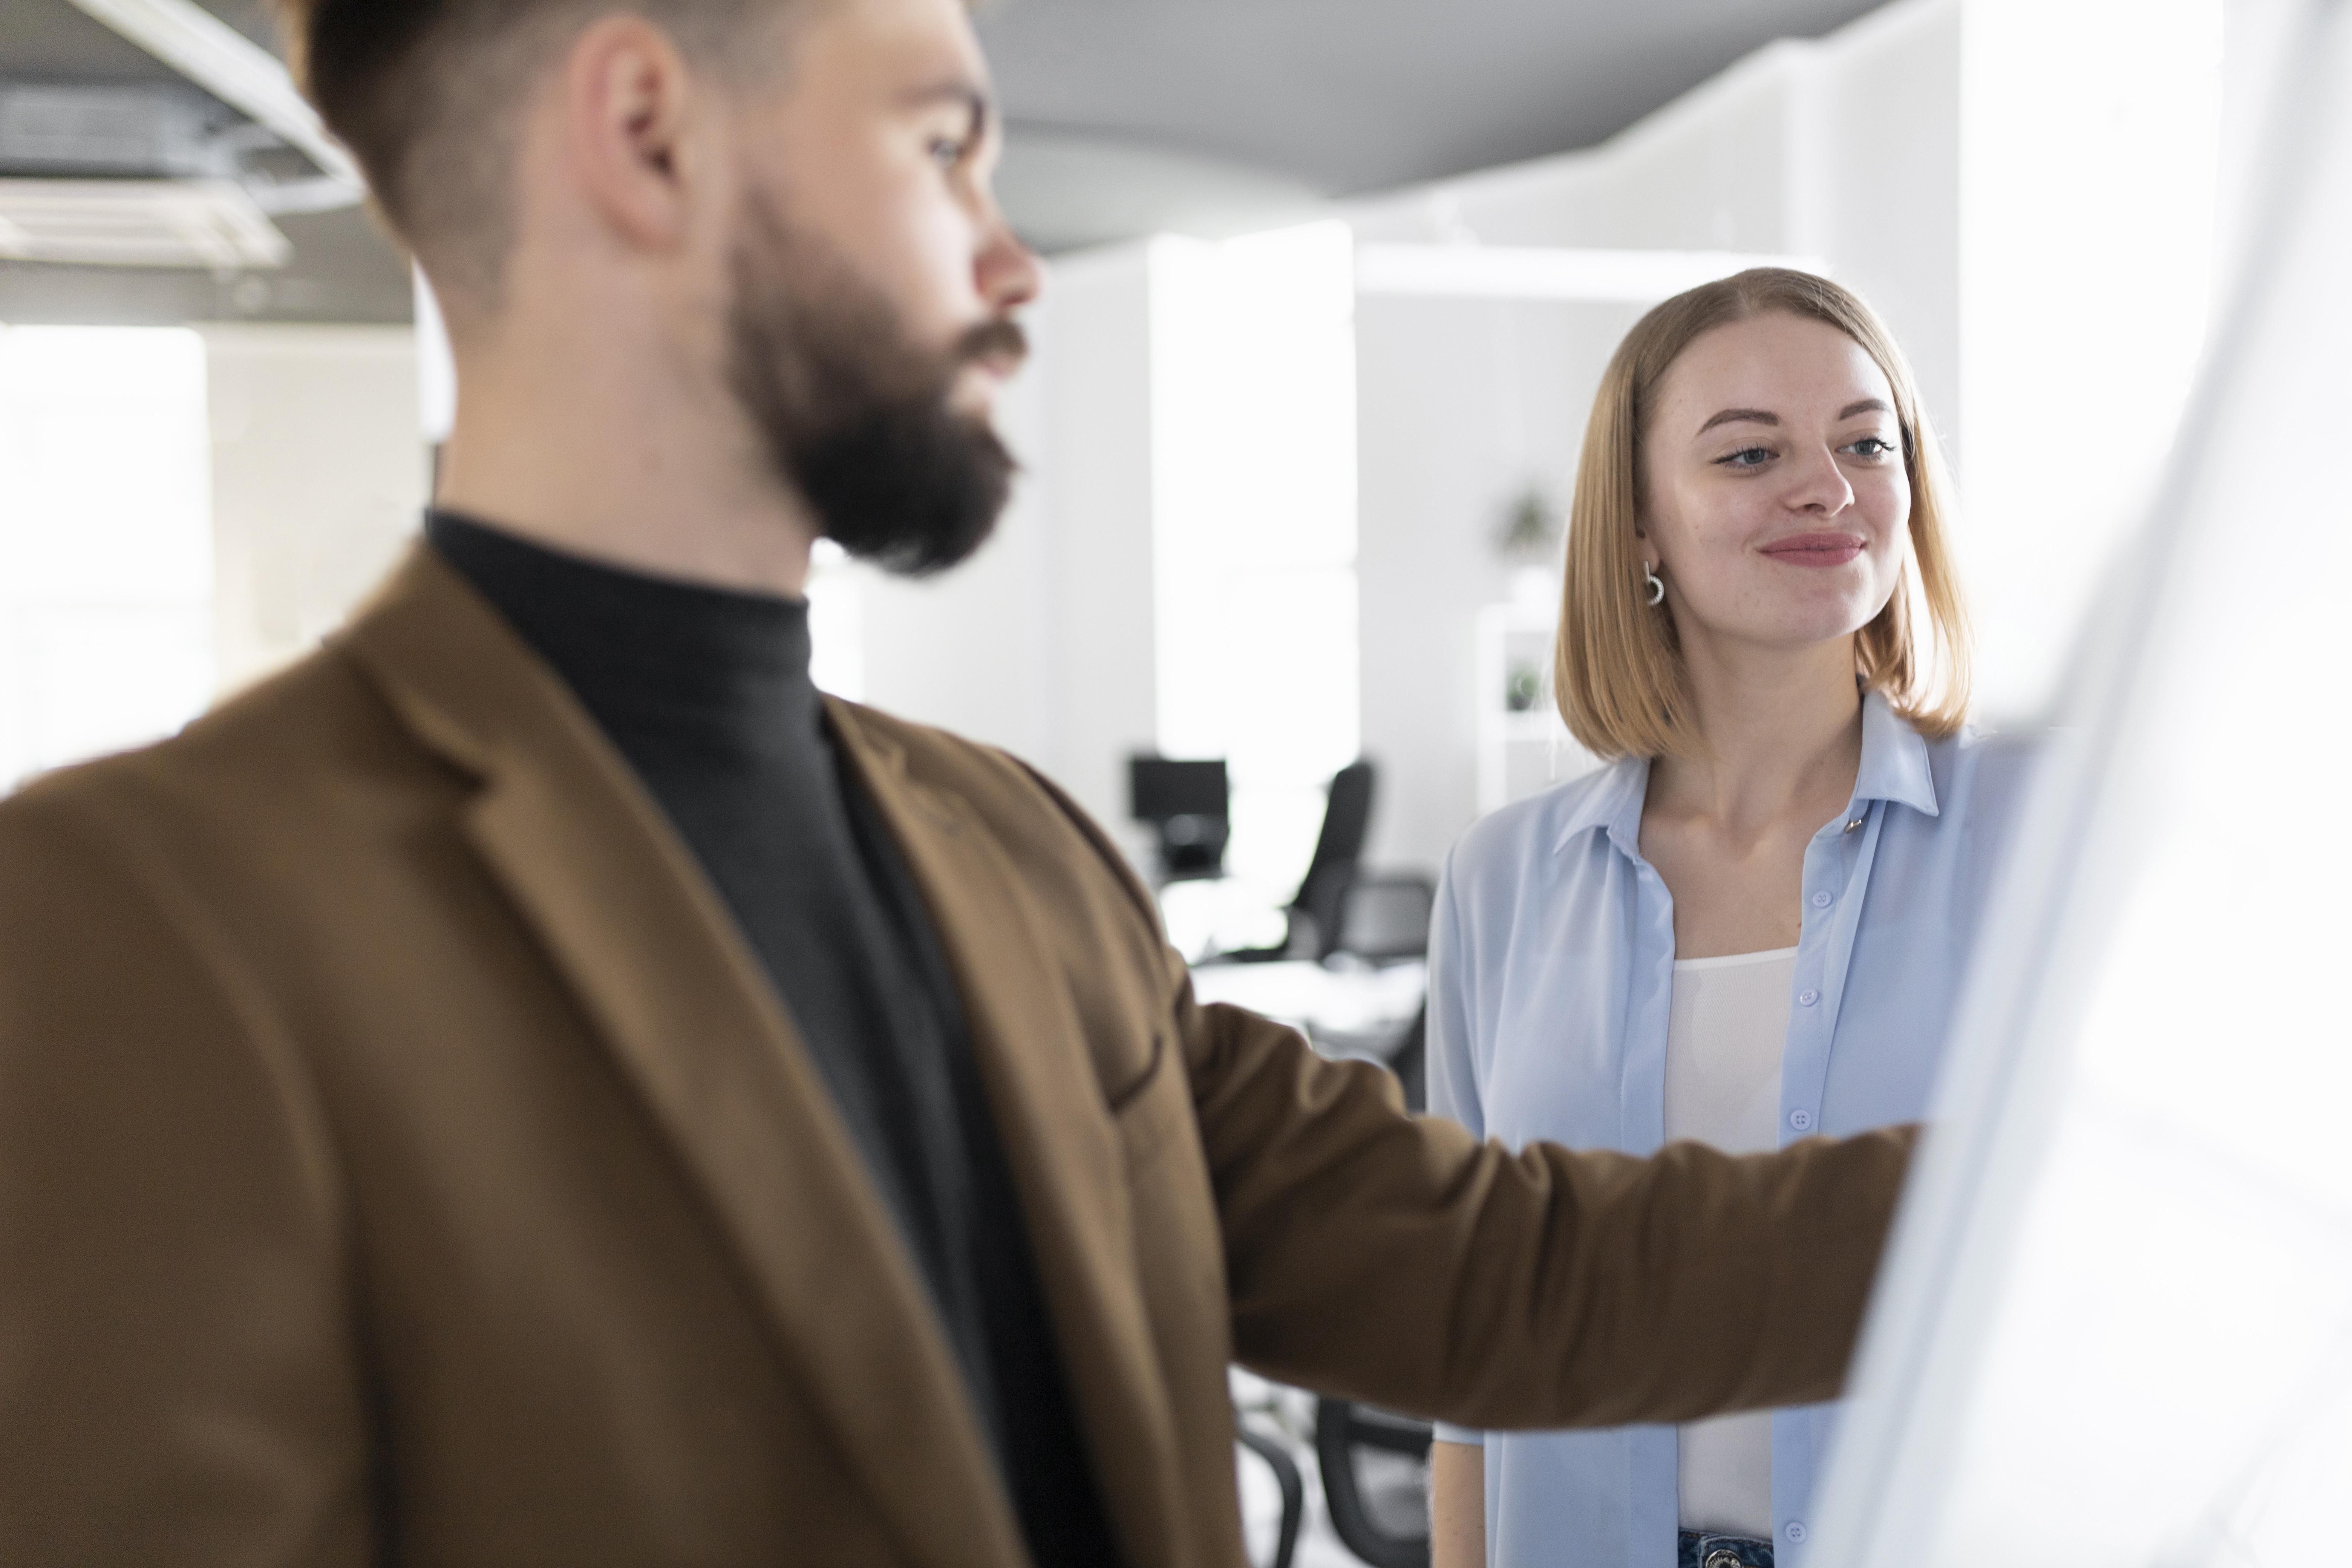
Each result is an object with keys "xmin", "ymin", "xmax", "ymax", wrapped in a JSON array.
[
  {"xmin": 335, "ymin": 548, "xmax": 1028, "ymax": 1568},
  {"xmin": 829, "ymin": 703, "xmax": 1197, "ymax": 1568}
]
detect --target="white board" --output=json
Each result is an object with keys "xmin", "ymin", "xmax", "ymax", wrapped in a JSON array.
[{"xmin": 1807, "ymin": 3, "xmax": 2352, "ymax": 1562}]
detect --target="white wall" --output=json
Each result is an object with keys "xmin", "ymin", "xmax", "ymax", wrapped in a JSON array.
[
  {"xmin": 1354, "ymin": 295, "xmax": 1647, "ymax": 874},
  {"xmin": 855, "ymin": 245, "xmax": 1163, "ymax": 842},
  {"xmin": 1957, "ymin": 0, "xmax": 2224, "ymax": 719},
  {"xmin": 851, "ymin": 314, "xmax": 1061, "ymax": 763},
  {"xmin": 204, "ymin": 325, "xmax": 430, "ymax": 694},
  {"xmin": 0, "ymin": 328, "xmax": 214, "ymax": 790}
]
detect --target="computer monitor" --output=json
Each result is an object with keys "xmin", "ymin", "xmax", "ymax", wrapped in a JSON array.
[
  {"xmin": 1129, "ymin": 755, "xmax": 1230, "ymax": 878},
  {"xmin": 1808, "ymin": 9, "xmax": 2352, "ymax": 1563},
  {"xmin": 1129, "ymin": 756, "xmax": 1228, "ymax": 822}
]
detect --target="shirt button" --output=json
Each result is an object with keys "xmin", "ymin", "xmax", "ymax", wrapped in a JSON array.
[
  {"xmin": 1787, "ymin": 1521, "xmax": 1810, "ymax": 1544},
  {"xmin": 1798, "ymin": 988, "xmax": 1820, "ymax": 1006},
  {"xmin": 1789, "ymin": 1109, "xmax": 1814, "ymax": 1132},
  {"xmin": 1810, "ymin": 891, "xmax": 1833, "ymax": 909}
]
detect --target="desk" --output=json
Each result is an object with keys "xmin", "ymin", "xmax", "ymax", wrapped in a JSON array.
[{"xmin": 1188, "ymin": 959, "xmax": 1426, "ymax": 1063}]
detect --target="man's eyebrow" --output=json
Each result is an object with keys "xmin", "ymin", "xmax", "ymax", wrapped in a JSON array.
[
  {"xmin": 1697, "ymin": 408, "xmax": 1778, "ymax": 435},
  {"xmin": 904, "ymin": 79, "xmax": 992, "ymax": 139},
  {"xmin": 1839, "ymin": 398, "xmax": 1894, "ymax": 420}
]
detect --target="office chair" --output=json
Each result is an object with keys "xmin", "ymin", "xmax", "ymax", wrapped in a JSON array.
[
  {"xmin": 1235, "ymin": 1423, "xmax": 1304, "ymax": 1568},
  {"xmin": 1315, "ymin": 1397, "xmax": 1433, "ymax": 1568},
  {"xmin": 1332, "ymin": 874, "xmax": 1435, "ymax": 965},
  {"xmin": 1292, "ymin": 759, "xmax": 1375, "ymax": 958},
  {"xmin": 1227, "ymin": 760, "xmax": 1377, "ymax": 962}
]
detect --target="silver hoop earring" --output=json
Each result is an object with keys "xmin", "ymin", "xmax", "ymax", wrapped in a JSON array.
[{"xmin": 1642, "ymin": 565, "xmax": 1666, "ymax": 607}]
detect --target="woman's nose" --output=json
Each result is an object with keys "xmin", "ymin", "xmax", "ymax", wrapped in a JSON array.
[{"xmin": 1784, "ymin": 445, "xmax": 1856, "ymax": 514}]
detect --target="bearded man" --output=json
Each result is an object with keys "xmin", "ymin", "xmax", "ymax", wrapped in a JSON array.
[{"xmin": 0, "ymin": 1, "xmax": 1914, "ymax": 1563}]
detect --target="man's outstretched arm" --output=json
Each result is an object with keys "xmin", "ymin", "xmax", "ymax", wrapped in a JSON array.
[{"xmin": 1181, "ymin": 978, "xmax": 1911, "ymax": 1430}]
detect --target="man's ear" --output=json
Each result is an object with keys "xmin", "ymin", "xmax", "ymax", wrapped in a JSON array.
[{"xmin": 562, "ymin": 15, "xmax": 706, "ymax": 251}]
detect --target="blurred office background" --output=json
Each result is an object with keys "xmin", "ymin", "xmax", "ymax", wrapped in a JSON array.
[
  {"xmin": 0, "ymin": 0, "xmax": 2294, "ymax": 890},
  {"xmin": 0, "ymin": 0, "xmax": 2299, "ymax": 1561}
]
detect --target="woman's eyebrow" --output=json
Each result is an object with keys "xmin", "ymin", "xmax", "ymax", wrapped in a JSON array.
[
  {"xmin": 1840, "ymin": 398, "xmax": 1893, "ymax": 419},
  {"xmin": 1697, "ymin": 407, "xmax": 1777, "ymax": 434}
]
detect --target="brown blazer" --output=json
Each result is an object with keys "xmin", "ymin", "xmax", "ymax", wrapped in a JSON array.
[{"xmin": 0, "ymin": 547, "xmax": 1911, "ymax": 1566}]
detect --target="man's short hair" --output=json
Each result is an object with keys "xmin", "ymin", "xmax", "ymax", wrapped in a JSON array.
[{"xmin": 276, "ymin": 0, "xmax": 791, "ymax": 306}]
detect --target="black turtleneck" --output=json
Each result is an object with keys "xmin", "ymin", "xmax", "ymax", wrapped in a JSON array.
[{"xmin": 426, "ymin": 512, "xmax": 1119, "ymax": 1567}]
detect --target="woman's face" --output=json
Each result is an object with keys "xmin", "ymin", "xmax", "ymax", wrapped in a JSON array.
[{"xmin": 1639, "ymin": 311, "xmax": 1911, "ymax": 657}]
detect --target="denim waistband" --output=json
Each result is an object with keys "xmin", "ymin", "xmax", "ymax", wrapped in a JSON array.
[{"xmin": 1677, "ymin": 1529, "xmax": 1775, "ymax": 1568}]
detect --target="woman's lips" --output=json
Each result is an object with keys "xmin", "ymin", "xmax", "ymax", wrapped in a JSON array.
[{"xmin": 1758, "ymin": 533, "xmax": 1866, "ymax": 568}]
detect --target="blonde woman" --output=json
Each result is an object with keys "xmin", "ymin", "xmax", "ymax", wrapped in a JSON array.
[{"xmin": 1426, "ymin": 270, "xmax": 2034, "ymax": 1568}]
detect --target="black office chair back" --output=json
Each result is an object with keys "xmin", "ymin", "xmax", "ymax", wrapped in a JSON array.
[
  {"xmin": 1333, "ymin": 875, "xmax": 1435, "ymax": 964},
  {"xmin": 1292, "ymin": 760, "xmax": 1375, "ymax": 959},
  {"xmin": 1315, "ymin": 1398, "xmax": 1432, "ymax": 1568}
]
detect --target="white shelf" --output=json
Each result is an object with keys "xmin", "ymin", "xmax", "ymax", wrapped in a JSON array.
[{"xmin": 1474, "ymin": 600, "xmax": 1603, "ymax": 815}]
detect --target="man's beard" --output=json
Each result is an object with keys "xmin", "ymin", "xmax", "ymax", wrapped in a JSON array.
[{"xmin": 724, "ymin": 192, "xmax": 1023, "ymax": 576}]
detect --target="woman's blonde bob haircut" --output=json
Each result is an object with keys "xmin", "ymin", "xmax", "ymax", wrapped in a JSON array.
[{"xmin": 1555, "ymin": 267, "xmax": 1971, "ymax": 760}]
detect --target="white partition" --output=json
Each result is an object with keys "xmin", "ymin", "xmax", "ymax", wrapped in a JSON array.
[{"xmin": 202, "ymin": 325, "xmax": 429, "ymax": 694}]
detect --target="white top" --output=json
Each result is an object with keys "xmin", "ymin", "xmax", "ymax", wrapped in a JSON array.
[{"xmin": 1664, "ymin": 946, "xmax": 1799, "ymax": 1541}]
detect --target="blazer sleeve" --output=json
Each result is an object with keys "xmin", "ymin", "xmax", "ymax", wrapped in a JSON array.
[
  {"xmin": 1179, "ymin": 948, "xmax": 1913, "ymax": 1431},
  {"xmin": 0, "ymin": 786, "xmax": 370, "ymax": 1566}
]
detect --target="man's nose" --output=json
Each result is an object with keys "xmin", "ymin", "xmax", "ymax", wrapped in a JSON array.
[{"xmin": 975, "ymin": 209, "xmax": 1044, "ymax": 315}]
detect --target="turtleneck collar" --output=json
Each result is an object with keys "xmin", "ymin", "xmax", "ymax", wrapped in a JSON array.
[{"xmin": 425, "ymin": 510, "xmax": 821, "ymax": 758}]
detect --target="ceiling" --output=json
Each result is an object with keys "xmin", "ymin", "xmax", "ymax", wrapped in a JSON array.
[
  {"xmin": 977, "ymin": 0, "xmax": 1887, "ymax": 232},
  {"xmin": 0, "ymin": 0, "xmax": 1890, "ymax": 324}
]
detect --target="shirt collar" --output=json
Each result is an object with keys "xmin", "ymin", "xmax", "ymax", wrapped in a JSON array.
[
  {"xmin": 1548, "ymin": 689, "xmax": 1938, "ymax": 859},
  {"xmin": 1854, "ymin": 689, "xmax": 1940, "ymax": 818},
  {"xmin": 1550, "ymin": 754, "xmax": 1653, "ymax": 859}
]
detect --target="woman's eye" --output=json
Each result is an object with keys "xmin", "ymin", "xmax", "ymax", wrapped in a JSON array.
[
  {"xmin": 1846, "ymin": 435, "xmax": 1897, "ymax": 458},
  {"xmin": 1718, "ymin": 446, "xmax": 1774, "ymax": 469},
  {"xmin": 929, "ymin": 136, "xmax": 969, "ymax": 170}
]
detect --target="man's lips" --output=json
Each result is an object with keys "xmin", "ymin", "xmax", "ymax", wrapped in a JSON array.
[
  {"xmin": 1758, "ymin": 532, "xmax": 1866, "ymax": 568},
  {"xmin": 957, "ymin": 318, "xmax": 1029, "ymax": 383}
]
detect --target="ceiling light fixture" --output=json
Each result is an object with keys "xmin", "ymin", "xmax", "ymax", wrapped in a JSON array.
[
  {"xmin": 0, "ymin": 178, "xmax": 289, "ymax": 268},
  {"xmin": 65, "ymin": 0, "xmax": 363, "ymax": 211}
]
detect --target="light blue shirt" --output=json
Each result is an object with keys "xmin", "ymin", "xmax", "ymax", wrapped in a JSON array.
[{"xmin": 1427, "ymin": 694, "xmax": 2038, "ymax": 1568}]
